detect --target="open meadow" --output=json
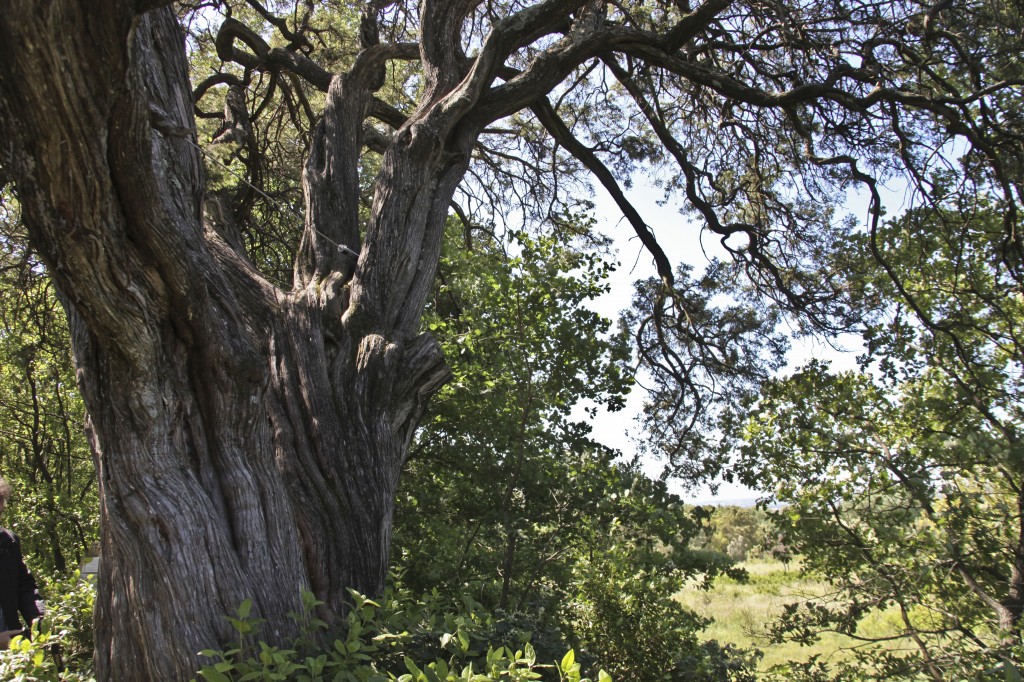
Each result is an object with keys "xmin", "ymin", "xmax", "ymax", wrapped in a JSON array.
[{"xmin": 676, "ymin": 559, "xmax": 911, "ymax": 673}]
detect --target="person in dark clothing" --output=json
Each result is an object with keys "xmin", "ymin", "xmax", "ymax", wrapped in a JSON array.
[{"xmin": 0, "ymin": 477, "xmax": 42, "ymax": 649}]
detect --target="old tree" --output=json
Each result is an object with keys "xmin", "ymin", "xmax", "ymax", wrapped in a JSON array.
[{"xmin": 1, "ymin": 0, "xmax": 1022, "ymax": 678}]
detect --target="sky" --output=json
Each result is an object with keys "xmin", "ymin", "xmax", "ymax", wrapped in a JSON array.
[{"xmin": 577, "ymin": 180, "xmax": 866, "ymax": 506}]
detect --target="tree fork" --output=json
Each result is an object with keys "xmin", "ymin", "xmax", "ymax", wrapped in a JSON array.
[{"xmin": 0, "ymin": 3, "xmax": 456, "ymax": 679}]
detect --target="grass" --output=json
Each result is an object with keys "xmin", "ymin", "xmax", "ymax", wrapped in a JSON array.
[{"xmin": 676, "ymin": 559, "xmax": 908, "ymax": 673}]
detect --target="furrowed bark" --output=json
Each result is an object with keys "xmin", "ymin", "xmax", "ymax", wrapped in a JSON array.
[{"xmin": 0, "ymin": 3, "xmax": 457, "ymax": 679}]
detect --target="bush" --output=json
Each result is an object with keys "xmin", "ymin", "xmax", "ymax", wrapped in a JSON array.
[
  {"xmin": 564, "ymin": 554, "xmax": 759, "ymax": 682},
  {"xmin": 0, "ymin": 568, "xmax": 758, "ymax": 681},
  {"xmin": 195, "ymin": 586, "xmax": 612, "ymax": 682}
]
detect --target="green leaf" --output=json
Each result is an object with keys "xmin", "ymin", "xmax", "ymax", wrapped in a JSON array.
[
  {"xmin": 198, "ymin": 669, "xmax": 232, "ymax": 682},
  {"xmin": 405, "ymin": 657, "xmax": 423, "ymax": 677},
  {"xmin": 559, "ymin": 650, "xmax": 575, "ymax": 673}
]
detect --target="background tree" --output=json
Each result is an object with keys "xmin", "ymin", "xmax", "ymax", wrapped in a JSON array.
[
  {"xmin": 1, "ymin": 0, "xmax": 1022, "ymax": 678},
  {"xmin": 691, "ymin": 505, "xmax": 777, "ymax": 563},
  {"xmin": 729, "ymin": 194, "xmax": 1024, "ymax": 679},
  {"xmin": 394, "ymin": 220, "xmax": 752, "ymax": 678},
  {"xmin": 396, "ymin": 220, "xmax": 632, "ymax": 613},
  {"xmin": 0, "ymin": 191, "xmax": 98, "ymax": 576}
]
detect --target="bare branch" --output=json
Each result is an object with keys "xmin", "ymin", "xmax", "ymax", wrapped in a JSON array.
[{"xmin": 530, "ymin": 97, "xmax": 674, "ymax": 287}]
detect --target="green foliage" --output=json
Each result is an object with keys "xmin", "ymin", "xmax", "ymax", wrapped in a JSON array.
[
  {"xmin": 726, "ymin": 192, "xmax": 1024, "ymax": 677},
  {"xmin": 195, "ymin": 586, "xmax": 612, "ymax": 682},
  {"xmin": 692, "ymin": 505, "xmax": 784, "ymax": 563},
  {"xmin": 396, "ymin": 222, "xmax": 757, "ymax": 679},
  {"xmin": 398, "ymin": 223, "xmax": 632, "ymax": 613},
  {"xmin": 760, "ymin": 657, "xmax": 864, "ymax": 682},
  {"xmin": 0, "ymin": 190, "xmax": 98, "ymax": 574},
  {"xmin": 565, "ymin": 549, "xmax": 759, "ymax": 682}
]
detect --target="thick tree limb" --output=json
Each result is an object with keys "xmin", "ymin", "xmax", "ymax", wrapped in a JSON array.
[
  {"xmin": 244, "ymin": 0, "xmax": 314, "ymax": 53},
  {"xmin": 369, "ymin": 97, "xmax": 409, "ymax": 129},
  {"xmin": 362, "ymin": 124, "xmax": 392, "ymax": 153},
  {"xmin": 349, "ymin": 42, "xmax": 421, "ymax": 91},
  {"xmin": 216, "ymin": 17, "xmax": 333, "ymax": 92},
  {"xmin": 420, "ymin": 0, "xmax": 480, "ymax": 97},
  {"xmin": 472, "ymin": 0, "xmax": 733, "ymax": 126},
  {"xmin": 136, "ymin": 0, "xmax": 175, "ymax": 13},
  {"xmin": 422, "ymin": 0, "xmax": 587, "ymax": 131}
]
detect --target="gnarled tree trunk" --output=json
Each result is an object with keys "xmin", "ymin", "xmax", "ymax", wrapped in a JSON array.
[
  {"xmin": 0, "ymin": 3, "xmax": 468, "ymax": 679},
  {"xmin": 0, "ymin": 0, "xmax": 775, "ymax": 676}
]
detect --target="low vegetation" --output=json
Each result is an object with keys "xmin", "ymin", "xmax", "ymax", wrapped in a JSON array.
[{"xmin": 677, "ymin": 559, "xmax": 906, "ymax": 674}]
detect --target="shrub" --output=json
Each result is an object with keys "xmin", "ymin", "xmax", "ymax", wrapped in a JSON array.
[
  {"xmin": 563, "ymin": 554, "xmax": 760, "ymax": 682},
  {"xmin": 195, "ymin": 586, "xmax": 612, "ymax": 682}
]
